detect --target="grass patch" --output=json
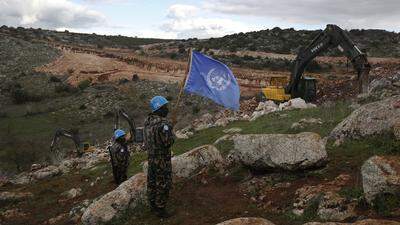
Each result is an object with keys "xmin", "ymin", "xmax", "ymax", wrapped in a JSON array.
[
  {"xmin": 373, "ymin": 193, "xmax": 400, "ymax": 217},
  {"xmin": 339, "ymin": 186, "xmax": 364, "ymax": 200}
]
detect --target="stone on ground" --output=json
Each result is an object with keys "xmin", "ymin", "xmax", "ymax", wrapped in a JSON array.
[
  {"xmin": 232, "ymin": 132, "xmax": 327, "ymax": 171},
  {"xmin": 143, "ymin": 145, "xmax": 224, "ymax": 180},
  {"xmin": 81, "ymin": 173, "xmax": 147, "ymax": 225},
  {"xmin": 0, "ymin": 191, "xmax": 33, "ymax": 202},
  {"xmin": 31, "ymin": 165, "xmax": 61, "ymax": 180},
  {"xmin": 61, "ymin": 188, "xmax": 82, "ymax": 199},
  {"xmin": 330, "ymin": 96, "xmax": 400, "ymax": 144},
  {"xmin": 216, "ymin": 217, "xmax": 276, "ymax": 225},
  {"xmin": 361, "ymin": 155, "xmax": 400, "ymax": 203}
]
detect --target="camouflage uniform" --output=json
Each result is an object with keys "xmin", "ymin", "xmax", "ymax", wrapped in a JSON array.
[
  {"xmin": 108, "ymin": 141, "xmax": 130, "ymax": 185},
  {"xmin": 144, "ymin": 114, "xmax": 175, "ymax": 212}
]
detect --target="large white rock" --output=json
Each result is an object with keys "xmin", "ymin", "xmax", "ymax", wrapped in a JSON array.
[
  {"xmin": 143, "ymin": 145, "xmax": 224, "ymax": 180},
  {"xmin": 232, "ymin": 132, "xmax": 327, "ymax": 171},
  {"xmin": 31, "ymin": 165, "xmax": 61, "ymax": 180},
  {"xmin": 330, "ymin": 96, "xmax": 400, "ymax": 143},
  {"xmin": 279, "ymin": 98, "xmax": 316, "ymax": 111},
  {"xmin": 81, "ymin": 173, "xmax": 147, "ymax": 225},
  {"xmin": 216, "ymin": 217, "xmax": 276, "ymax": 225},
  {"xmin": 361, "ymin": 156, "xmax": 400, "ymax": 203}
]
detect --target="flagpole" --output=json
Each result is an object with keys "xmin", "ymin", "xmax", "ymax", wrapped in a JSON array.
[{"xmin": 171, "ymin": 48, "xmax": 193, "ymax": 125}]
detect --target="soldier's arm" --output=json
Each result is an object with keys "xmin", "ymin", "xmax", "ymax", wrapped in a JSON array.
[{"xmin": 156, "ymin": 121, "xmax": 175, "ymax": 148}]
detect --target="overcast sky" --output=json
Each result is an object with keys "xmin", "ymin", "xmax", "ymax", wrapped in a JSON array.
[{"xmin": 1, "ymin": 0, "xmax": 399, "ymax": 39}]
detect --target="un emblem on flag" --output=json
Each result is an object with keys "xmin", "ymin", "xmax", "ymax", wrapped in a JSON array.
[{"xmin": 206, "ymin": 68, "xmax": 231, "ymax": 91}]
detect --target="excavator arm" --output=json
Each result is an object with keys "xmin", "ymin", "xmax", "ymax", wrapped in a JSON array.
[
  {"xmin": 114, "ymin": 107, "xmax": 136, "ymax": 143},
  {"xmin": 50, "ymin": 128, "xmax": 82, "ymax": 156},
  {"xmin": 286, "ymin": 24, "xmax": 371, "ymax": 100}
]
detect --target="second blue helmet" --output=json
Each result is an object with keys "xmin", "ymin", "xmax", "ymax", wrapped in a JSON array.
[
  {"xmin": 114, "ymin": 129, "xmax": 126, "ymax": 139},
  {"xmin": 150, "ymin": 96, "xmax": 168, "ymax": 112}
]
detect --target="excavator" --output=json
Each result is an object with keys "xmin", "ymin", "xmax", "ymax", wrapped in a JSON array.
[
  {"xmin": 50, "ymin": 107, "xmax": 142, "ymax": 158},
  {"xmin": 263, "ymin": 24, "xmax": 371, "ymax": 102},
  {"xmin": 114, "ymin": 107, "xmax": 143, "ymax": 143},
  {"xmin": 50, "ymin": 128, "xmax": 86, "ymax": 157}
]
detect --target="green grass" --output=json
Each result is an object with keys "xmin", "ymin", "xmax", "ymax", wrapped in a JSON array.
[{"xmin": 170, "ymin": 101, "xmax": 351, "ymax": 157}]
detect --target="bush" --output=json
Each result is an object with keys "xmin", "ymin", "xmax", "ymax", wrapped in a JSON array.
[
  {"xmin": 78, "ymin": 80, "xmax": 91, "ymax": 90},
  {"xmin": 55, "ymin": 83, "xmax": 78, "ymax": 94},
  {"xmin": 11, "ymin": 88, "xmax": 42, "ymax": 104},
  {"xmin": 49, "ymin": 76, "xmax": 61, "ymax": 82}
]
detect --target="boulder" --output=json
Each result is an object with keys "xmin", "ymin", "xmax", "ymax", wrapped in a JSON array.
[
  {"xmin": 216, "ymin": 217, "xmax": 276, "ymax": 225},
  {"xmin": 317, "ymin": 192, "xmax": 356, "ymax": 221},
  {"xmin": 291, "ymin": 118, "xmax": 323, "ymax": 130},
  {"xmin": 361, "ymin": 156, "xmax": 400, "ymax": 203},
  {"xmin": 70, "ymin": 199, "xmax": 92, "ymax": 223},
  {"xmin": 330, "ymin": 96, "xmax": 400, "ymax": 144},
  {"xmin": 369, "ymin": 78, "xmax": 392, "ymax": 94},
  {"xmin": 31, "ymin": 165, "xmax": 61, "ymax": 180},
  {"xmin": 303, "ymin": 219, "xmax": 400, "ymax": 225},
  {"xmin": 193, "ymin": 113, "xmax": 215, "ymax": 131},
  {"xmin": 0, "ymin": 191, "xmax": 33, "ymax": 202},
  {"xmin": 61, "ymin": 188, "xmax": 82, "ymax": 199},
  {"xmin": 143, "ymin": 145, "xmax": 224, "ymax": 180},
  {"xmin": 30, "ymin": 163, "xmax": 43, "ymax": 171},
  {"xmin": 293, "ymin": 175, "xmax": 351, "ymax": 216},
  {"xmin": 279, "ymin": 98, "xmax": 316, "ymax": 111},
  {"xmin": 81, "ymin": 173, "xmax": 147, "ymax": 225},
  {"xmin": 232, "ymin": 132, "xmax": 327, "ymax": 171},
  {"xmin": 215, "ymin": 117, "xmax": 229, "ymax": 127}
]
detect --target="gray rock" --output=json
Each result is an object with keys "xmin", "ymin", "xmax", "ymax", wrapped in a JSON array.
[
  {"xmin": 61, "ymin": 188, "xmax": 82, "ymax": 199},
  {"xmin": 317, "ymin": 192, "xmax": 356, "ymax": 221},
  {"xmin": 369, "ymin": 78, "xmax": 392, "ymax": 93},
  {"xmin": 330, "ymin": 96, "xmax": 400, "ymax": 143},
  {"xmin": 31, "ymin": 165, "xmax": 61, "ymax": 180},
  {"xmin": 216, "ymin": 217, "xmax": 276, "ymax": 225},
  {"xmin": 81, "ymin": 173, "xmax": 147, "ymax": 225},
  {"xmin": 0, "ymin": 191, "xmax": 33, "ymax": 202},
  {"xmin": 361, "ymin": 156, "xmax": 400, "ymax": 203},
  {"xmin": 143, "ymin": 145, "xmax": 224, "ymax": 180},
  {"xmin": 232, "ymin": 132, "xmax": 327, "ymax": 171}
]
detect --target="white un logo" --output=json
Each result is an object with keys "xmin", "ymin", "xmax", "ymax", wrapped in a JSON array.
[{"xmin": 206, "ymin": 68, "xmax": 231, "ymax": 91}]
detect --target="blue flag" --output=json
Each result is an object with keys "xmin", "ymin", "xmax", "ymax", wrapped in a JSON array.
[{"xmin": 184, "ymin": 51, "xmax": 240, "ymax": 111}]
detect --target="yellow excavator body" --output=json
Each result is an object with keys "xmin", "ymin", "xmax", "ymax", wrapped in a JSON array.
[{"xmin": 262, "ymin": 86, "xmax": 291, "ymax": 101}]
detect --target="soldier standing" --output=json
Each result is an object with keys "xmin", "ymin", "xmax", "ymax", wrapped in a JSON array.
[
  {"xmin": 144, "ymin": 96, "xmax": 175, "ymax": 217},
  {"xmin": 108, "ymin": 129, "xmax": 130, "ymax": 185}
]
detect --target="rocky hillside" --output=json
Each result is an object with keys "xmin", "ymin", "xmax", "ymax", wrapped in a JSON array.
[
  {"xmin": 0, "ymin": 25, "xmax": 172, "ymax": 50},
  {"xmin": 1, "ymin": 76, "xmax": 400, "ymax": 225},
  {"xmin": 164, "ymin": 27, "xmax": 400, "ymax": 57}
]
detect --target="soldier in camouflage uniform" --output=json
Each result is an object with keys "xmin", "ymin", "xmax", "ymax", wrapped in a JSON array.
[
  {"xmin": 108, "ymin": 129, "xmax": 130, "ymax": 185},
  {"xmin": 144, "ymin": 96, "xmax": 175, "ymax": 217}
]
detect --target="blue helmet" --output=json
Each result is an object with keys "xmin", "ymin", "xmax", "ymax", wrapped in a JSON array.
[
  {"xmin": 150, "ymin": 96, "xmax": 168, "ymax": 112},
  {"xmin": 114, "ymin": 129, "xmax": 126, "ymax": 139}
]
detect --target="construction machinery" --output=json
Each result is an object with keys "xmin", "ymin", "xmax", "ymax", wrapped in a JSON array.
[
  {"xmin": 114, "ymin": 107, "xmax": 143, "ymax": 143},
  {"xmin": 263, "ymin": 24, "xmax": 371, "ymax": 102},
  {"xmin": 50, "ymin": 128, "xmax": 88, "ymax": 157}
]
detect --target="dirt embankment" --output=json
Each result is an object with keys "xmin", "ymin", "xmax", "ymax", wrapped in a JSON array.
[{"xmin": 36, "ymin": 44, "xmax": 400, "ymax": 98}]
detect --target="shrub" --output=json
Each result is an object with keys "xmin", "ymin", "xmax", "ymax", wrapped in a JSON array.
[
  {"xmin": 49, "ymin": 76, "xmax": 61, "ymax": 82},
  {"xmin": 55, "ymin": 83, "xmax": 78, "ymax": 94},
  {"xmin": 11, "ymin": 88, "xmax": 42, "ymax": 104},
  {"xmin": 78, "ymin": 80, "xmax": 91, "ymax": 90}
]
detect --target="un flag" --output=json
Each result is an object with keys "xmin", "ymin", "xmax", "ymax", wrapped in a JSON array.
[{"xmin": 184, "ymin": 51, "xmax": 240, "ymax": 111}]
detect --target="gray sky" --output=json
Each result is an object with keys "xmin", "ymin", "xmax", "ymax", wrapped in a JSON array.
[{"xmin": 0, "ymin": 0, "xmax": 399, "ymax": 39}]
